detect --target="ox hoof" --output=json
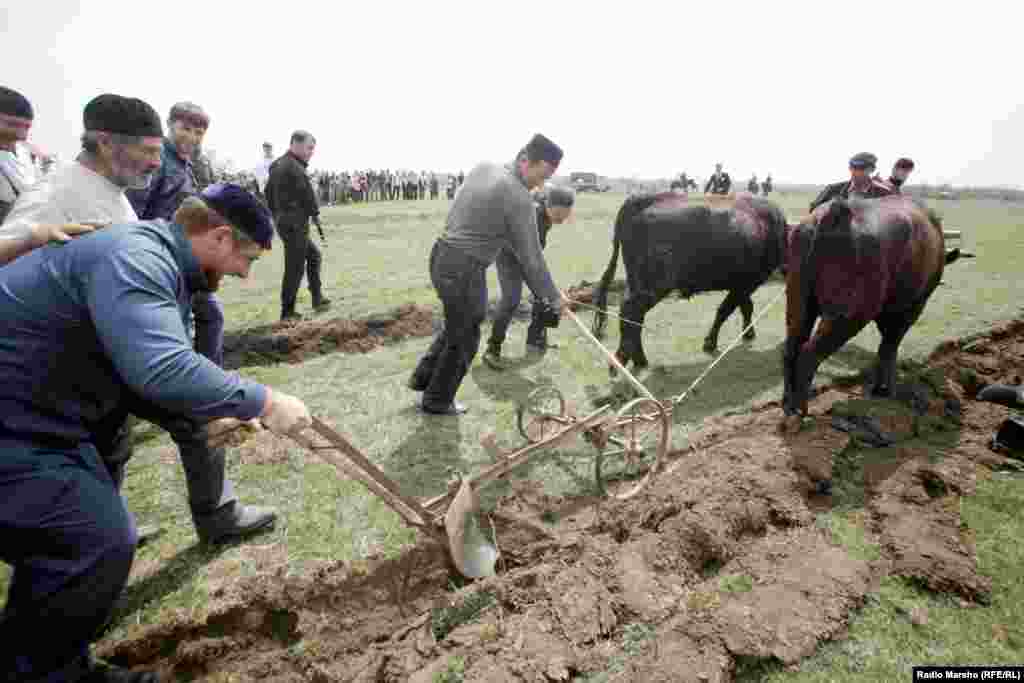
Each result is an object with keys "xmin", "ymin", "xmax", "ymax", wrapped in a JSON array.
[
  {"xmin": 815, "ymin": 479, "xmax": 833, "ymax": 495},
  {"xmin": 872, "ymin": 384, "xmax": 892, "ymax": 398},
  {"xmin": 779, "ymin": 414, "xmax": 803, "ymax": 435},
  {"xmin": 743, "ymin": 330, "xmax": 756, "ymax": 342},
  {"xmin": 702, "ymin": 340, "xmax": 718, "ymax": 354}
]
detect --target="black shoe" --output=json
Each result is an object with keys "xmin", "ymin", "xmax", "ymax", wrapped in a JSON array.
[
  {"xmin": 526, "ymin": 341, "xmax": 556, "ymax": 354},
  {"xmin": 196, "ymin": 502, "xmax": 277, "ymax": 545},
  {"xmin": 417, "ymin": 398, "xmax": 468, "ymax": 415},
  {"xmin": 280, "ymin": 311, "xmax": 302, "ymax": 323},
  {"xmin": 312, "ymin": 297, "xmax": 332, "ymax": 313},
  {"xmin": 407, "ymin": 374, "xmax": 428, "ymax": 392},
  {"xmin": 481, "ymin": 346, "xmax": 506, "ymax": 370},
  {"xmin": 84, "ymin": 660, "xmax": 160, "ymax": 683},
  {"xmin": 136, "ymin": 524, "xmax": 164, "ymax": 549}
]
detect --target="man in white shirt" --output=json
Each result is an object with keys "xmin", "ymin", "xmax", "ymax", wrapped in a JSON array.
[
  {"xmin": 0, "ymin": 87, "xmax": 38, "ymax": 223},
  {"xmin": 255, "ymin": 141, "xmax": 274, "ymax": 196},
  {"xmin": 0, "ymin": 94, "xmax": 153, "ymax": 266}
]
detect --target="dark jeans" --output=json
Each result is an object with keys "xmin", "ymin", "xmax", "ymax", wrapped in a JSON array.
[
  {"xmin": 488, "ymin": 249, "xmax": 548, "ymax": 349},
  {"xmin": 277, "ymin": 213, "xmax": 324, "ymax": 314},
  {"xmin": 94, "ymin": 396, "xmax": 236, "ymax": 522},
  {"xmin": 0, "ymin": 437, "xmax": 136, "ymax": 682},
  {"xmin": 192, "ymin": 291, "xmax": 225, "ymax": 367},
  {"xmin": 410, "ymin": 241, "xmax": 488, "ymax": 408}
]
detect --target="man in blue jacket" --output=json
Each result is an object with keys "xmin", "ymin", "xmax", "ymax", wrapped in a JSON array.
[
  {"xmin": 0, "ymin": 183, "xmax": 312, "ymax": 683},
  {"xmin": 2, "ymin": 94, "xmax": 276, "ymax": 550}
]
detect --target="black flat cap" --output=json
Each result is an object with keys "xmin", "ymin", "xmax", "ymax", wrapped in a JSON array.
[
  {"xmin": 525, "ymin": 133, "xmax": 564, "ymax": 167},
  {"xmin": 169, "ymin": 101, "xmax": 210, "ymax": 129},
  {"xmin": 848, "ymin": 152, "xmax": 878, "ymax": 170},
  {"xmin": 200, "ymin": 183, "xmax": 275, "ymax": 249},
  {"xmin": 83, "ymin": 94, "xmax": 163, "ymax": 138},
  {"xmin": 0, "ymin": 87, "xmax": 33, "ymax": 120}
]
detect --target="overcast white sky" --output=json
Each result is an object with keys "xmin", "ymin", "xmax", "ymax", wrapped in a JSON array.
[{"xmin": 4, "ymin": 1, "xmax": 1021, "ymax": 186}]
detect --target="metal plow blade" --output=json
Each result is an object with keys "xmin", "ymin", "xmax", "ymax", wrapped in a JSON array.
[{"xmin": 444, "ymin": 479, "xmax": 498, "ymax": 579}]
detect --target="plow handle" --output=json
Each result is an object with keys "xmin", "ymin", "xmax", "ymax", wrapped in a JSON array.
[{"xmin": 292, "ymin": 418, "xmax": 437, "ymax": 532}]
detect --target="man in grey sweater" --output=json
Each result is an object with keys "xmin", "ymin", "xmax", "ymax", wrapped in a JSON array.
[{"xmin": 408, "ymin": 134, "xmax": 564, "ymax": 415}]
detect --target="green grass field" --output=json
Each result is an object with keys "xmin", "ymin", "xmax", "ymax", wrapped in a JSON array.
[{"xmin": 3, "ymin": 190, "xmax": 1023, "ymax": 679}]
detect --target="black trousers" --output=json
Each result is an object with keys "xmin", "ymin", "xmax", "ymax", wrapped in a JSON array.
[
  {"xmin": 410, "ymin": 241, "xmax": 488, "ymax": 408},
  {"xmin": 277, "ymin": 213, "xmax": 323, "ymax": 314},
  {"xmin": 488, "ymin": 248, "xmax": 548, "ymax": 349},
  {"xmin": 93, "ymin": 393, "xmax": 234, "ymax": 522},
  {"xmin": 0, "ymin": 437, "xmax": 136, "ymax": 681}
]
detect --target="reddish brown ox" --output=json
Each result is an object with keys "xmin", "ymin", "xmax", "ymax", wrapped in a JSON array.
[
  {"xmin": 593, "ymin": 192, "xmax": 789, "ymax": 372},
  {"xmin": 781, "ymin": 194, "xmax": 948, "ymax": 422}
]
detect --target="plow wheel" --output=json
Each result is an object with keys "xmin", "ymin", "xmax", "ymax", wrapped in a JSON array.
[
  {"xmin": 517, "ymin": 386, "xmax": 569, "ymax": 443},
  {"xmin": 594, "ymin": 397, "xmax": 670, "ymax": 500}
]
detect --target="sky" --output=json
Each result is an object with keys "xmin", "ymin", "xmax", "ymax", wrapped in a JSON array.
[{"xmin": 4, "ymin": 1, "xmax": 1021, "ymax": 187}]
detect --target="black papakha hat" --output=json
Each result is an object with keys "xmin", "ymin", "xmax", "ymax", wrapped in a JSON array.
[
  {"xmin": 524, "ymin": 133, "xmax": 564, "ymax": 167},
  {"xmin": 546, "ymin": 185, "xmax": 576, "ymax": 208},
  {"xmin": 200, "ymin": 183, "xmax": 275, "ymax": 249},
  {"xmin": 848, "ymin": 152, "xmax": 878, "ymax": 170},
  {"xmin": 0, "ymin": 87, "xmax": 33, "ymax": 120},
  {"xmin": 83, "ymin": 94, "xmax": 163, "ymax": 137}
]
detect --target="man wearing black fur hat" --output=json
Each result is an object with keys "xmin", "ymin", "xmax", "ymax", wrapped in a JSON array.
[
  {"xmin": 0, "ymin": 181, "xmax": 313, "ymax": 682},
  {"xmin": 808, "ymin": 152, "xmax": 894, "ymax": 212},
  {"xmin": 483, "ymin": 184, "xmax": 575, "ymax": 368},
  {"xmin": 1, "ymin": 93, "xmax": 163, "ymax": 265},
  {"xmin": 0, "ymin": 86, "xmax": 38, "ymax": 223},
  {"xmin": 408, "ymin": 133, "xmax": 564, "ymax": 415},
  {"xmin": 2, "ymin": 94, "xmax": 278, "ymax": 550}
]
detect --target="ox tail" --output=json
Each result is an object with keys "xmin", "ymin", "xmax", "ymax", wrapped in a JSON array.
[{"xmin": 592, "ymin": 194, "xmax": 662, "ymax": 339}]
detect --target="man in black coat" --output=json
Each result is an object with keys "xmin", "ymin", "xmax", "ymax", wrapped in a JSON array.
[
  {"xmin": 704, "ymin": 163, "xmax": 731, "ymax": 195},
  {"xmin": 808, "ymin": 152, "xmax": 894, "ymax": 212},
  {"xmin": 265, "ymin": 130, "xmax": 331, "ymax": 321}
]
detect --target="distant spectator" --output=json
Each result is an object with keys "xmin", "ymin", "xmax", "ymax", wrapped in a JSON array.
[
  {"xmin": 704, "ymin": 163, "xmax": 731, "ymax": 195},
  {"xmin": 255, "ymin": 141, "xmax": 274, "ymax": 196}
]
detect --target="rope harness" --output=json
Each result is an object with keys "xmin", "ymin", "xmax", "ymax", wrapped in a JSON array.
[{"xmin": 562, "ymin": 287, "xmax": 786, "ymax": 409}]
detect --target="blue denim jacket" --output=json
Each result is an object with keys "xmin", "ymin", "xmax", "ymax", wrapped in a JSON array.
[{"xmin": 127, "ymin": 138, "xmax": 196, "ymax": 220}]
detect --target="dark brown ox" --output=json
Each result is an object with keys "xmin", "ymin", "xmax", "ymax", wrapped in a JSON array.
[
  {"xmin": 592, "ymin": 192, "xmax": 789, "ymax": 372},
  {"xmin": 781, "ymin": 194, "xmax": 948, "ymax": 422}
]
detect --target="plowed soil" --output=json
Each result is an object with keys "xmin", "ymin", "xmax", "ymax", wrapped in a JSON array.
[
  {"xmin": 222, "ymin": 304, "xmax": 437, "ymax": 367},
  {"xmin": 99, "ymin": 320, "xmax": 1024, "ymax": 681},
  {"xmin": 220, "ymin": 280, "xmax": 626, "ymax": 368}
]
